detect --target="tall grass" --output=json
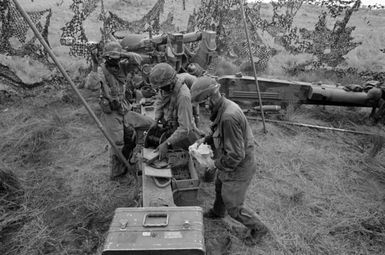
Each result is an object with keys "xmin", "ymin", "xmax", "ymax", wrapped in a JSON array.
[{"xmin": 0, "ymin": 96, "xmax": 138, "ymax": 255}]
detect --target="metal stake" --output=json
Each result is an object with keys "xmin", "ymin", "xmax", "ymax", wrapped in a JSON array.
[
  {"xmin": 12, "ymin": 0, "xmax": 134, "ymax": 175},
  {"xmin": 247, "ymin": 116, "xmax": 383, "ymax": 137},
  {"xmin": 239, "ymin": 0, "xmax": 267, "ymax": 133}
]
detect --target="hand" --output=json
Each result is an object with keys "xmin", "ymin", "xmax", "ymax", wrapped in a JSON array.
[
  {"xmin": 119, "ymin": 58, "xmax": 130, "ymax": 66},
  {"xmin": 195, "ymin": 137, "xmax": 205, "ymax": 148},
  {"xmin": 156, "ymin": 142, "xmax": 169, "ymax": 160}
]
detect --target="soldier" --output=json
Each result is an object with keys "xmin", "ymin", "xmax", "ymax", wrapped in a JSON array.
[
  {"xmin": 98, "ymin": 41, "xmax": 154, "ymax": 180},
  {"xmin": 186, "ymin": 62, "xmax": 206, "ymax": 77},
  {"xmin": 366, "ymin": 87, "xmax": 385, "ymax": 124},
  {"xmin": 190, "ymin": 77, "xmax": 268, "ymax": 245},
  {"xmin": 149, "ymin": 63, "xmax": 202, "ymax": 160}
]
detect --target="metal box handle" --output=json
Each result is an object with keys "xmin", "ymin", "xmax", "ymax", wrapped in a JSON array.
[{"xmin": 142, "ymin": 213, "xmax": 169, "ymax": 227}]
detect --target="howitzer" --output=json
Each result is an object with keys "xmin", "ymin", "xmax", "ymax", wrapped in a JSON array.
[
  {"xmin": 117, "ymin": 31, "xmax": 217, "ymax": 73},
  {"xmin": 218, "ymin": 74, "xmax": 374, "ymax": 110}
]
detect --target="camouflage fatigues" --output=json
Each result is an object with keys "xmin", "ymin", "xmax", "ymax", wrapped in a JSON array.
[{"xmin": 206, "ymin": 96, "xmax": 266, "ymax": 231}]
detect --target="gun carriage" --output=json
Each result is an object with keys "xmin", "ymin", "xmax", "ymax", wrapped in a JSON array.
[{"xmin": 218, "ymin": 74, "xmax": 375, "ymax": 112}]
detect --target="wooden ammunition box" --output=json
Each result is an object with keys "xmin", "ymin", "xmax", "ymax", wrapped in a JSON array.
[
  {"xmin": 171, "ymin": 157, "xmax": 200, "ymax": 206},
  {"xmin": 102, "ymin": 207, "xmax": 205, "ymax": 255}
]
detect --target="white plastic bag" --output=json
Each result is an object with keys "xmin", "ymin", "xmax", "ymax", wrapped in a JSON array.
[{"xmin": 189, "ymin": 142, "xmax": 215, "ymax": 169}]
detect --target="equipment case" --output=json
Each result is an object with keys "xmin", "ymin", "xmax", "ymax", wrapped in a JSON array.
[{"xmin": 102, "ymin": 206, "xmax": 205, "ymax": 255}]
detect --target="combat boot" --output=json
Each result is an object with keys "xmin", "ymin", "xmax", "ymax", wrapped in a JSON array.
[{"xmin": 203, "ymin": 208, "xmax": 225, "ymax": 219}]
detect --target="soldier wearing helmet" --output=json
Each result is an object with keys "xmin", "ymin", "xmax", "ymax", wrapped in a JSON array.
[
  {"xmin": 191, "ymin": 77, "xmax": 268, "ymax": 245},
  {"xmin": 186, "ymin": 62, "xmax": 206, "ymax": 77},
  {"xmin": 97, "ymin": 41, "xmax": 154, "ymax": 180},
  {"xmin": 149, "ymin": 63, "xmax": 203, "ymax": 159},
  {"xmin": 366, "ymin": 87, "xmax": 385, "ymax": 124}
]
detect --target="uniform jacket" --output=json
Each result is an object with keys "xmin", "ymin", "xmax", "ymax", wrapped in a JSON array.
[
  {"xmin": 99, "ymin": 63, "xmax": 131, "ymax": 115},
  {"xmin": 209, "ymin": 96, "xmax": 256, "ymax": 181},
  {"xmin": 154, "ymin": 74, "xmax": 198, "ymax": 145}
]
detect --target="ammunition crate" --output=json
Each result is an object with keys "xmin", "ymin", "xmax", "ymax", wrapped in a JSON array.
[
  {"xmin": 102, "ymin": 207, "xmax": 205, "ymax": 255},
  {"xmin": 168, "ymin": 151, "xmax": 200, "ymax": 206}
]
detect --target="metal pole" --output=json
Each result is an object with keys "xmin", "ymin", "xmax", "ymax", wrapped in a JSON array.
[
  {"xmin": 12, "ymin": 0, "xmax": 133, "ymax": 173},
  {"xmin": 239, "ymin": 0, "xmax": 267, "ymax": 133},
  {"xmin": 247, "ymin": 116, "xmax": 383, "ymax": 137}
]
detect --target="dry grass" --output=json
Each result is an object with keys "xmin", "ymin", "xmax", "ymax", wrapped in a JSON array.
[
  {"xmin": 1, "ymin": 1, "xmax": 385, "ymax": 255},
  {"xmin": 0, "ymin": 94, "xmax": 138, "ymax": 255},
  {"xmin": 197, "ymin": 106, "xmax": 385, "ymax": 255}
]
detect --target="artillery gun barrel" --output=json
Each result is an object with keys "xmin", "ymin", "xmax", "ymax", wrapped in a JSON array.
[
  {"xmin": 308, "ymin": 86, "xmax": 368, "ymax": 106},
  {"xmin": 122, "ymin": 31, "xmax": 204, "ymax": 52}
]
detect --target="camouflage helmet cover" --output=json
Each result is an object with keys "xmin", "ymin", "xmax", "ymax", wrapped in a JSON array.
[
  {"xmin": 190, "ymin": 76, "xmax": 220, "ymax": 103},
  {"xmin": 102, "ymin": 41, "xmax": 124, "ymax": 59},
  {"xmin": 149, "ymin": 63, "xmax": 177, "ymax": 89}
]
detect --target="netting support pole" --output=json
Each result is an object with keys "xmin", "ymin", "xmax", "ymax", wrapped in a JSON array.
[
  {"xmin": 239, "ymin": 0, "xmax": 267, "ymax": 133},
  {"xmin": 11, "ymin": 0, "xmax": 135, "ymax": 178}
]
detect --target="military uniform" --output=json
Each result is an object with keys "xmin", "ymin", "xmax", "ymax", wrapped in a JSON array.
[
  {"xmin": 202, "ymin": 96, "xmax": 266, "ymax": 232},
  {"xmin": 167, "ymin": 72, "xmax": 200, "ymax": 128},
  {"xmin": 96, "ymin": 43, "xmax": 154, "ymax": 179},
  {"xmin": 153, "ymin": 75, "xmax": 201, "ymax": 149},
  {"xmin": 189, "ymin": 66, "xmax": 267, "ymax": 245}
]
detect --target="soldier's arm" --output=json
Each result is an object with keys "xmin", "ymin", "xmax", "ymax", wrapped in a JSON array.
[
  {"xmin": 99, "ymin": 70, "xmax": 113, "ymax": 101},
  {"xmin": 178, "ymin": 73, "xmax": 201, "ymax": 126},
  {"xmin": 178, "ymin": 73, "xmax": 197, "ymax": 89},
  {"xmin": 166, "ymin": 94, "xmax": 195, "ymax": 145},
  {"xmin": 119, "ymin": 52, "xmax": 143, "ymax": 76},
  {"xmin": 214, "ymin": 118, "xmax": 245, "ymax": 172},
  {"xmin": 154, "ymin": 92, "xmax": 164, "ymax": 122}
]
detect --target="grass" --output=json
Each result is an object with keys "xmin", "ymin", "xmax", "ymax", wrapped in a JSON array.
[
  {"xmin": 1, "ymin": 1, "xmax": 385, "ymax": 254},
  {"xmin": 197, "ymin": 105, "xmax": 385, "ymax": 255},
  {"xmin": 0, "ymin": 95, "xmax": 139, "ymax": 255}
]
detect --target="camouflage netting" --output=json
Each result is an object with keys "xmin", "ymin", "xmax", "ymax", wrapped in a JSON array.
[
  {"xmin": 0, "ymin": 0, "xmax": 383, "ymax": 84},
  {"xmin": 189, "ymin": 0, "xmax": 366, "ymax": 72},
  {"xmin": 192, "ymin": 0, "xmax": 274, "ymax": 71},
  {"xmin": 60, "ymin": 0, "xmax": 167, "ymax": 58},
  {"xmin": 0, "ymin": 0, "xmax": 51, "ymax": 60},
  {"xmin": 60, "ymin": 0, "xmax": 100, "ymax": 57}
]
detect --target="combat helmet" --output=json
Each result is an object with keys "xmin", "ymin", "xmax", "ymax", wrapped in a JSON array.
[
  {"xmin": 187, "ymin": 63, "xmax": 205, "ymax": 77},
  {"xmin": 190, "ymin": 77, "xmax": 220, "ymax": 103},
  {"xmin": 149, "ymin": 63, "xmax": 177, "ymax": 89},
  {"xmin": 102, "ymin": 41, "xmax": 124, "ymax": 59}
]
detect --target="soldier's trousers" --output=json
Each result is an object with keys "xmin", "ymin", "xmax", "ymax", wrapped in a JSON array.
[
  {"xmin": 212, "ymin": 177, "xmax": 266, "ymax": 231},
  {"xmin": 101, "ymin": 111, "xmax": 154, "ymax": 179}
]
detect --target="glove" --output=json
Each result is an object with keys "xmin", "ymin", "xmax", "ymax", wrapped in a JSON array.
[{"xmin": 157, "ymin": 142, "xmax": 169, "ymax": 160}]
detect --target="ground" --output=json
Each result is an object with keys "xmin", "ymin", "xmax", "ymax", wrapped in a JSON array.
[{"xmin": 1, "ymin": 0, "xmax": 385, "ymax": 255}]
